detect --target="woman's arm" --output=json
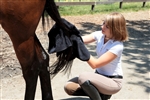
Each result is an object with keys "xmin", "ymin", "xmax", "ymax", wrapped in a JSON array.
[
  {"xmin": 82, "ymin": 34, "xmax": 95, "ymax": 44},
  {"xmin": 87, "ymin": 51, "xmax": 117, "ymax": 69}
]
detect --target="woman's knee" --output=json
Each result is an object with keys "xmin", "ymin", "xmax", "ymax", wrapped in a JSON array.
[
  {"xmin": 64, "ymin": 82, "xmax": 80, "ymax": 95},
  {"xmin": 64, "ymin": 82, "xmax": 73, "ymax": 95},
  {"xmin": 64, "ymin": 77, "xmax": 79, "ymax": 95}
]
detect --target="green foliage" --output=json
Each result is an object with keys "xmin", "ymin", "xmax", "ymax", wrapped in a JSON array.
[{"xmin": 57, "ymin": 2, "xmax": 150, "ymax": 16}]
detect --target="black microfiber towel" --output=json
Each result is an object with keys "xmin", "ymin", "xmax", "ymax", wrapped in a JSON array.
[
  {"xmin": 70, "ymin": 34, "xmax": 90, "ymax": 61},
  {"xmin": 48, "ymin": 18, "xmax": 90, "ymax": 77},
  {"xmin": 48, "ymin": 23, "xmax": 72, "ymax": 53},
  {"xmin": 48, "ymin": 18, "xmax": 90, "ymax": 61}
]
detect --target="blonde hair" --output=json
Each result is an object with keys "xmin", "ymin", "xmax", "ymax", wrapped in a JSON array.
[{"xmin": 105, "ymin": 12, "xmax": 128, "ymax": 41}]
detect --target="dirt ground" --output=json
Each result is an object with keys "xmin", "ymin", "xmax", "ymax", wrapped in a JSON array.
[{"xmin": 0, "ymin": 10, "xmax": 150, "ymax": 100}]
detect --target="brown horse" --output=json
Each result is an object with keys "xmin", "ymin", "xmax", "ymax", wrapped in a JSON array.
[{"xmin": 0, "ymin": 0, "xmax": 69, "ymax": 100}]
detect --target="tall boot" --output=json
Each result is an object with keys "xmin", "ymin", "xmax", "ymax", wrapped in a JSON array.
[
  {"xmin": 100, "ymin": 92, "xmax": 112, "ymax": 100},
  {"xmin": 81, "ymin": 80, "xmax": 102, "ymax": 100},
  {"xmin": 72, "ymin": 88, "xmax": 87, "ymax": 96}
]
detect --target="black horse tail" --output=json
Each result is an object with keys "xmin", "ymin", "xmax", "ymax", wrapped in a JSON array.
[
  {"xmin": 42, "ymin": 0, "xmax": 73, "ymax": 78},
  {"xmin": 42, "ymin": 0, "xmax": 68, "ymax": 31}
]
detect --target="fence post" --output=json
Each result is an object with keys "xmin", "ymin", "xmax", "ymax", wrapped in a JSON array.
[
  {"xmin": 119, "ymin": 2, "xmax": 123, "ymax": 9},
  {"xmin": 91, "ymin": 5, "xmax": 95, "ymax": 10},
  {"xmin": 142, "ymin": 2, "xmax": 146, "ymax": 7}
]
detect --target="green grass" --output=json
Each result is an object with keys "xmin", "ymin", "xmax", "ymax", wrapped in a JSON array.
[{"xmin": 58, "ymin": 2, "xmax": 150, "ymax": 16}]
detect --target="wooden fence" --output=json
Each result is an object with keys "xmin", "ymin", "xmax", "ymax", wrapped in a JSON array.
[
  {"xmin": 55, "ymin": 0, "xmax": 150, "ymax": 10},
  {"xmin": 119, "ymin": 0, "xmax": 150, "ymax": 8}
]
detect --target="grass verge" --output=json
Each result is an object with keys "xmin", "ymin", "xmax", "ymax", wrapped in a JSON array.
[{"xmin": 58, "ymin": 2, "xmax": 150, "ymax": 16}]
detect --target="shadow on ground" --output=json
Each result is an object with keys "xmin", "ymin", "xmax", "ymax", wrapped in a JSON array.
[
  {"xmin": 123, "ymin": 20, "xmax": 150, "ymax": 93},
  {"xmin": 78, "ymin": 19, "xmax": 150, "ymax": 94}
]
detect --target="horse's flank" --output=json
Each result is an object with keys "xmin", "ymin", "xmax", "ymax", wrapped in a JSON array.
[{"xmin": 0, "ymin": 0, "xmax": 46, "ymax": 45}]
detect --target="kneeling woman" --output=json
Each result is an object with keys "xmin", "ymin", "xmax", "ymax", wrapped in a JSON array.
[{"xmin": 64, "ymin": 12, "xmax": 128, "ymax": 100}]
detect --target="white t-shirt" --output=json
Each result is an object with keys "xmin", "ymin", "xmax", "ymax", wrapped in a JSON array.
[{"xmin": 92, "ymin": 31, "xmax": 123, "ymax": 76}]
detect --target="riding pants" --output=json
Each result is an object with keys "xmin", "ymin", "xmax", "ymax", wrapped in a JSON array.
[{"xmin": 64, "ymin": 72, "xmax": 123, "ymax": 95}]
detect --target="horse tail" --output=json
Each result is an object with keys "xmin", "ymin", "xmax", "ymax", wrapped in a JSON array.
[
  {"xmin": 42, "ymin": 0, "xmax": 73, "ymax": 78},
  {"xmin": 43, "ymin": 0, "xmax": 68, "ymax": 30}
]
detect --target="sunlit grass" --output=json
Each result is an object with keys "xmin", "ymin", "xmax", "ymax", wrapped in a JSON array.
[{"xmin": 57, "ymin": 2, "xmax": 150, "ymax": 16}]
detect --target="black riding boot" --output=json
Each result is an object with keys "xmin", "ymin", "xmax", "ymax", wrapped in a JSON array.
[
  {"xmin": 81, "ymin": 80, "xmax": 102, "ymax": 100},
  {"xmin": 72, "ymin": 88, "xmax": 87, "ymax": 96},
  {"xmin": 100, "ymin": 93, "xmax": 112, "ymax": 100}
]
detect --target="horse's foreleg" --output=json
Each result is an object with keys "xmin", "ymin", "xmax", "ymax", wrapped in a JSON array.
[{"xmin": 34, "ymin": 36, "xmax": 53, "ymax": 100}]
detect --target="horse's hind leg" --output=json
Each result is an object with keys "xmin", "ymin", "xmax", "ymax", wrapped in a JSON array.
[
  {"xmin": 34, "ymin": 35, "xmax": 53, "ymax": 100},
  {"xmin": 39, "ymin": 65, "xmax": 53, "ymax": 100},
  {"xmin": 16, "ymin": 36, "xmax": 41, "ymax": 100},
  {"xmin": 17, "ymin": 35, "xmax": 53, "ymax": 100},
  {"xmin": 23, "ymin": 63, "xmax": 39, "ymax": 100}
]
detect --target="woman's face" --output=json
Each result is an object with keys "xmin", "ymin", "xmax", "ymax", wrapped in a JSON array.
[{"xmin": 101, "ymin": 21, "xmax": 111, "ymax": 38}]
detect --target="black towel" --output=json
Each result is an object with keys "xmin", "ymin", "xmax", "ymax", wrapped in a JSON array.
[
  {"xmin": 48, "ymin": 18, "xmax": 90, "ymax": 61},
  {"xmin": 48, "ymin": 19, "xmax": 90, "ymax": 77}
]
